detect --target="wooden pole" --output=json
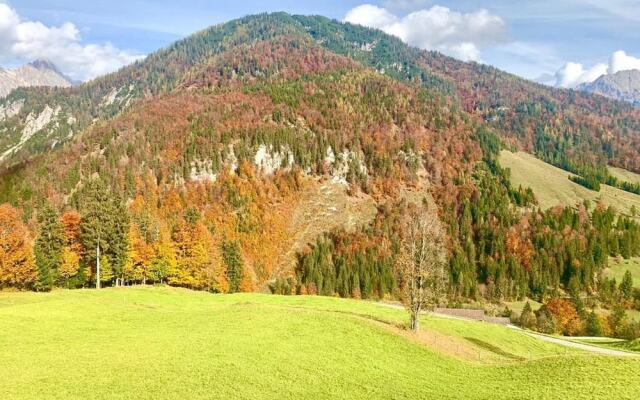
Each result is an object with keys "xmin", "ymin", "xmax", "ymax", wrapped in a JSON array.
[{"xmin": 96, "ymin": 243, "xmax": 101, "ymax": 289}]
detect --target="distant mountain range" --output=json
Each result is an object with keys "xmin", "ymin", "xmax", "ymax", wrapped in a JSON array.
[
  {"xmin": 0, "ymin": 60, "xmax": 74, "ymax": 98},
  {"xmin": 579, "ymin": 69, "xmax": 640, "ymax": 107}
]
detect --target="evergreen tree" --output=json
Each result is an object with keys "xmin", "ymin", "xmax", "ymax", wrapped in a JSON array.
[
  {"xmin": 222, "ymin": 239, "xmax": 244, "ymax": 293},
  {"xmin": 519, "ymin": 301, "xmax": 537, "ymax": 329},
  {"xmin": 78, "ymin": 178, "xmax": 129, "ymax": 286},
  {"xmin": 34, "ymin": 204, "xmax": 64, "ymax": 291},
  {"xmin": 585, "ymin": 310, "xmax": 603, "ymax": 337},
  {"xmin": 620, "ymin": 270, "xmax": 634, "ymax": 300}
]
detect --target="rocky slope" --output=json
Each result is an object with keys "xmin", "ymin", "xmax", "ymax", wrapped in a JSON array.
[
  {"xmin": 0, "ymin": 60, "xmax": 73, "ymax": 98},
  {"xmin": 579, "ymin": 69, "xmax": 640, "ymax": 107}
]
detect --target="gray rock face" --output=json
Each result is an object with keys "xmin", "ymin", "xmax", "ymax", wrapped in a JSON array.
[
  {"xmin": 0, "ymin": 60, "xmax": 73, "ymax": 98},
  {"xmin": 579, "ymin": 69, "xmax": 640, "ymax": 106}
]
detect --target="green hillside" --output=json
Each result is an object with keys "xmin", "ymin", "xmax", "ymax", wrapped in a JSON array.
[
  {"xmin": 605, "ymin": 257, "xmax": 640, "ymax": 287},
  {"xmin": 0, "ymin": 287, "xmax": 638, "ymax": 400},
  {"xmin": 609, "ymin": 166, "xmax": 640, "ymax": 186},
  {"xmin": 500, "ymin": 150, "xmax": 640, "ymax": 216}
]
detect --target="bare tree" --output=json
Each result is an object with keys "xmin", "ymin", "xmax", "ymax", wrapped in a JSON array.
[{"xmin": 395, "ymin": 200, "xmax": 448, "ymax": 332}]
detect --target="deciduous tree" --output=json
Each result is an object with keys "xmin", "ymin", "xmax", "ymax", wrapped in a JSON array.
[
  {"xmin": 395, "ymin": 200, "xmax": 447, "ymax": 332},
  {"xmin": 0, "ymin": 204, "xmax": 36, "ymax": 289}
]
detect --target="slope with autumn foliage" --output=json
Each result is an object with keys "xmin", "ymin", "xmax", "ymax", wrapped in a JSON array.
[{"xmin": 0, "ymin": 14, "xmax": 639, "ymax": 306}]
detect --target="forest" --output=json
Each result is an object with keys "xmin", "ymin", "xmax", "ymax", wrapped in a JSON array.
[{"xmin": 1, "ymin": 13, "xmax": 640, "ymax": 340}]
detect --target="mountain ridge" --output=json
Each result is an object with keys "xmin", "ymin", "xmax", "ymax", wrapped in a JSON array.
[
  {"xmin": 579, "ymin": 69, "xmax": 640, "ymax": 107},
  {"xmin": 0, "ymin": 59, "xmax": 73, "ymax": 98}
]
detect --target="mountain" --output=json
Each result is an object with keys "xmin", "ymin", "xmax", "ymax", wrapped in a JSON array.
[
  {"xmin": 0, "ymin": 59, "xmax": 73, "ymax": 98},
  {"xmin": 1, "ymin": 13, "xmax": 640, "ymax": 300},
  {"xmin": 579, "ymin": 69, "xmax": 640, "ymax": 107}
]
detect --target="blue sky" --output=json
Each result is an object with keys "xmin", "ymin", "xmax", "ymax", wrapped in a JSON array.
[{"xmin": 3, "ymin": 1, "xmax": 640, "ymax": 86}]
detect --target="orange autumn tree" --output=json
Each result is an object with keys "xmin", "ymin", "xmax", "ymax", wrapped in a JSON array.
[
  {"xmin": 59, "ymin": 210, "xmax": 84, "ymax": 286},
  {"xmin": 545, "ymin": 298, "xmax": 584, "ymax": 336},
  {"xmin": 0, "ymin": 204, "xmax": 36, "ymax": 289}
]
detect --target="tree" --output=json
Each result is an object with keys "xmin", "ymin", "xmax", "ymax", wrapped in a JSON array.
[
  {"xmin": 609, "ymin": 304, "xmax": 629, "ymax": 338},
  {"xmin": 535, "ymin": 306, "xmax": 557, "ymax": 334},
  {"xmin": 519, "ymin": 301, "xmax": 537, "ymax": 329},
  {"xmin": 0, "ymin": 204, "xmax": 36, "ymax": 289},
  {"xmin": 34, "ymin": 204, "xmax": 64, "ymax": 291},
  {"xmin": 77, "ymin": 178, "xmax": 129, "ymax": 287},
  {"xmin": 170, "ymin": 211, "xmax": 211, "ymax": 289},
  {"xmin": 395, "ymin": 200, "xmax": 448, "ymax": 332},
  {"xmin": 585, "ymin": 310, "xmax": 603, "ymax": 337},
  {"xmin": 59, "ymin": 210, "xmax": 83, "ymax": 286},
  {"xmin": 545, "ymin": 298, "xmax": 583, "ymax": 336},
  {"xmin": 620, "ymin": 270, "xmax": 634, "ymax": 301},
  {"xmin": 222, "ymin": 239, "xmax": 244, "ymax": 293}
]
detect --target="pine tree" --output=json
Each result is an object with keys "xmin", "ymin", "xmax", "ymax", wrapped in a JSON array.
[
  {"xmin": 586, "ymin": 310, "xmax": 603, "ymax": 337},
  {"xmin": 78, "ymin": 178, "xmax": 129, "ymax": 287},
  {"xmin": 620, "ymin": 270, "xmax": 634, "ymax": 300},
  {"xmin": 519, "ymin": 301, "xmax": 537, "ymax": 329},
  {"xmin": 34, "ymin": 204, "xmax": 64, "ymax": 291},
  {"xmin": 222, "ymin": 239, "xmax": 244, "ymax": 293}
]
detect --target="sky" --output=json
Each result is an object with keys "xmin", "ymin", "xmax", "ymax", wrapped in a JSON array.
[{"xmin": 2, "ymin": 0, "xmax": 640, "ymax": 87}]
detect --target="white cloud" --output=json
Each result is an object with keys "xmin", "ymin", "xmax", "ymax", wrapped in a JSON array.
[
  {"xmin": 552, "ymin": 50, "xmax": 640, "ymax": 88},
  {"xmin": 381, "ymin": 0, "xmax": 432, "ymax": 12},
  {"xmin": 344, "ymin": 4, "xmax": 506, "ymax": 62},
  {"xmin": 554, "ymin": 62, "xmax": 608, "ymax": 88},
  {"xmin": 0, "ymin": 3, "xmax": 143, "ymax": 81},
  {"xmin": 609, "ymin": 50, "xmax": 640, "ymax": 74},
  {"xmin": 345, "ymin": 5, "xmax": 397, "ymax": 28}
]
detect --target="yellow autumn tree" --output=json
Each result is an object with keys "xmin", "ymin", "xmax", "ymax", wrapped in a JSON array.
[{"xmin": 59, "ymin": 210, "xmax": 83, "ymax": 284}]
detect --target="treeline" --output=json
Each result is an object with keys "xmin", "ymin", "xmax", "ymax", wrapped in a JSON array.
[
  {"xmin": 517, "ymin": 274, "xmax": 640, "ymax": 339},
  {"xmin": 0, "ymin": 173, "xmax": 286, "ymax": 292}
]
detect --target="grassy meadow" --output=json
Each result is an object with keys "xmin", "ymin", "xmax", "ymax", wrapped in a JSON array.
[
  {"xmin": 604, "ymin": 257, "xmax": 640, "ymax": 287},
  {"xmin": 499, "ymin": 150, "xmax": 640, "ymax": 216},
  {"xmin": 0, "ymin": 287, "xmax": 639, "ymax": 399}
]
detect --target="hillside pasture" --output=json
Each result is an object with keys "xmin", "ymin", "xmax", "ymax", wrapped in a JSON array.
[
  {"xmin": 500, "ymin": 150, "xmax": 640, "ymax": 217},
  {"xmin": 604, "ymin": 256, "xmax": 640, "ymax": 288},
  {"xmin": 0, "ymin": 287, "xmax": 639, "ymax": 399}
]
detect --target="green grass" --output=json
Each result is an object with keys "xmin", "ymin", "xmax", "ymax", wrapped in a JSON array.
[
  {"xmin": 503, "ymin": 299, "xmax": 543, "ymax": 314},
  {"xmin": 608, "ymin": 166, "xmax": 640, "ymax": 186},
  {"xmin": 0, "ymin": 287, "xmax": 638, "ymax": 399},
  {"xmin": 604, "ymin": 257, "xmax": 640, "ymax": 287},
  {"xmin": 500, "ymin": 150, "xmax": 640, "ymax": 217},
  {"xmin": 569, "ymin": 337, "xmax": 640, "ymax": 354}
]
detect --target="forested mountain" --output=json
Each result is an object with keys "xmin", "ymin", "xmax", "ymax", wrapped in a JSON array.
[{"xmin": 1, "ymin": 13, "xmax": 640, "ymax": 313}]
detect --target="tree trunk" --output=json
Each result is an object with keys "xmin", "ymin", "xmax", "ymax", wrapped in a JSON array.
[{"xmin": 410, "ymin": 306, "xmax": 420, "ymax": 331}]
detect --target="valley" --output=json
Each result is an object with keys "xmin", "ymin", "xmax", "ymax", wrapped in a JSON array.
[{"xmin": 0, "ymin": 9, "xmax": 639, "ymax": 399}]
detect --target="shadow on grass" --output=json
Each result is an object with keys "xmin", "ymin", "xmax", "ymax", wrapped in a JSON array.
[{"xmin": 464, "ymin": 337, "xmax": 525, "ymax": 361}]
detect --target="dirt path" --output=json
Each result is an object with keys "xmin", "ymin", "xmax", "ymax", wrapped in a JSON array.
[
  {"xmin": 521, "ymin": 331, "xmax": 639, "ymax": 357},
  {"xmin": 376, "ymin": 301, "xmax": 639, "ymax": 357}
]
